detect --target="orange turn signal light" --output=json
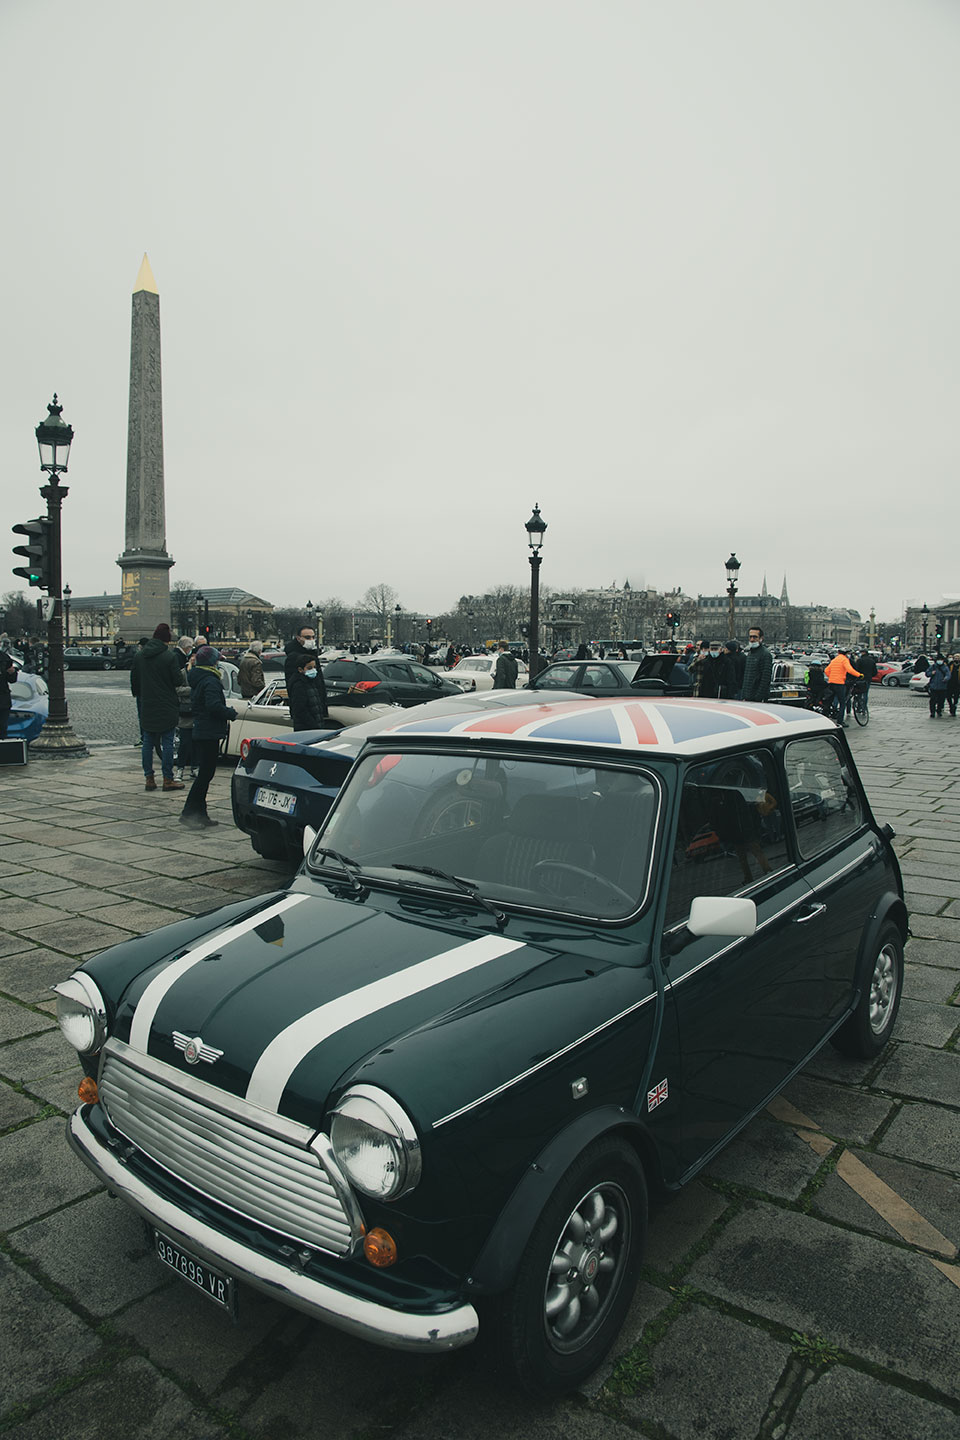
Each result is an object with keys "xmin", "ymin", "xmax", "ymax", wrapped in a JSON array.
[
  {"xmin": 77, "ymin": 1077, "xmax": 99, "ymax": 1104},
  {"xmin": 363, "ymin": 1228, "xmax": 398, "ymax": 1268}
]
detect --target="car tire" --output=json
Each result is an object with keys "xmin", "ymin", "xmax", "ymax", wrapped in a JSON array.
[
  {"xmin": 102, "ymin": 660, "xmax": 114, "ymax": 671},
  {"xmin": 492, "ymin": 1137, "xmax": 647, "ymax": 1398},
  {"xmin": 831, "ymin": 923, "xmax": 903, "ymax": 1058},
  {"xmin": 882, "ymin": 676, "xmax": 896, "ymax": 687}
]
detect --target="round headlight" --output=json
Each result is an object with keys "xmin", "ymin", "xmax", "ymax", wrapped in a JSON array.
[
  {"xmin": 53, "ymin": 975, "xmax": 107, "ymax": 1056},
  {"xmin": 329, "ymin": 1086, "xmax": 421, "ymax": 1201}
]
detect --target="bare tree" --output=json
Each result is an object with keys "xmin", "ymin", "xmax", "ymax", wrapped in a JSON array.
[
  {"xmin": 171, "ymin": 580, "xmax": 199, "ymax": 636},
  {"xmin": 1, "ymin": 590, "xmax": 42, "ymax": 638},
  {"xmin": 320, "ymin": 596, "xmax": 350, "ymax": 645},
  {"xmin": 360, "ymin": 583, "xmax": 399, "ymax": 637}
]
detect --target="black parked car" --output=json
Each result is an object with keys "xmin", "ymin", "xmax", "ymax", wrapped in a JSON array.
[
  {"xmin": 62, "ymin": 646, "xmax": 116, "ymax": 671},
  {"xmin": 58, "ymin": 696, "xmax": 904, "ymax": 1397},
  {"xmin": 529, "ymin": 655, "xmax": 693, "ymax": 697},
  {"xmin": 322, "ymin": 656, "xmax": 462, "ymax": 707}
]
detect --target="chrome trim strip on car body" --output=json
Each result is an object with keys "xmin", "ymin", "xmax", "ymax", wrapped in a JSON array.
[
  {"xmin": 432, "ymin": 990, "xmax": 658, "ymax": 1129},
  {"xmin": 129, "ymin": 895, "xmax": 307, "ymax": 1054},
  {"xmin": 246, "ymin": 933, "xmax": 526, "ymax": 1111},
  {"xmin": 66, "ymin": 1108, "xmax": 479, "ymax": 1352}
]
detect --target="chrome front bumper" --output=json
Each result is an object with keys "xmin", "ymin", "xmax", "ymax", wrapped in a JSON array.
[{"xmin": 66, "ymin": 1107, "xmax": 479, "ymax": 1352}]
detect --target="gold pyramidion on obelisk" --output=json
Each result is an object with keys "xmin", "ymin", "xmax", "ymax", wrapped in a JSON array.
[{"xmin": 116, "ymin": 254, "xmax": 174, "ymax": 640}]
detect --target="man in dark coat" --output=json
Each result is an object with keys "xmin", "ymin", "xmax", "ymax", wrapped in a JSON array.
[
  {"xmin": 130, "ymin": 623, "xmax": 185, "ymax": 791},
  {"xmin": 492, "ymin": 642, "xmax": 519, "ymax": 689},
  {"xmin": 741, "ymin": 626, "xmax": 773, "ymax": 702},
  {"xmin": 0, "ymin": 649, "xmax": 19, "ymax": 739}
]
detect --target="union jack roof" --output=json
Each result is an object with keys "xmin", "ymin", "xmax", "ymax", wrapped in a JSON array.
[{"xmin": 374, "ymin": 696, "xmax": 834, "ymax": 756}]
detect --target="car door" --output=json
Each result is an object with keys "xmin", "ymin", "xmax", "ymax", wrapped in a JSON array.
[
  {"xmin": 579, "ymin": 663, "xmax": 625, "ymax": 696},
  {"xmin": 661, "ymin": 746, "xmax": 832, "ymax": 1178},
  {"xmin": 226, "ymin": 680, "xmax": 292, "ymax": 756}
]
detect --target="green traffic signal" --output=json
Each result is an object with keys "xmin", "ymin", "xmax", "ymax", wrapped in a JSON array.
[{"xmin": 12, "ymin": 517, "xmax": 51, "ymax": 589}]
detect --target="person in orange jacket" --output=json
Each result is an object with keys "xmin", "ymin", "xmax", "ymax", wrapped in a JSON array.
[{"xmin": 824, "ymin": 651, "xmax": 862, "ymax": 724}]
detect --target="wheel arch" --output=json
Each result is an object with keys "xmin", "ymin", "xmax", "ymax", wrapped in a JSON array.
[
  {"xmin": 853, "ymin": 893, "xmax": 907, "ymax": 997},
  {"xmin": 465, "ymin": 1105, "xmax": 662, "ymax": 1297}
]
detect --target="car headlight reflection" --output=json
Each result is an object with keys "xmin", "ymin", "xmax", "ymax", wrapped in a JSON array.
[
  {"xmin": 53, "ymin": 975, "xmax": 108, "ymax": 1056},
  {"xmin": 329, "ymin": 1086, "xmax": 421, "ymax": 1201}
]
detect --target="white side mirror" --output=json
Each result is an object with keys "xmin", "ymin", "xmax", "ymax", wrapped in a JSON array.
[
  {"xmin": 303, "ymin": 825, "xmax": 317, "ymax": 857},
  {"xmin": 687, "ymin": 895, "xmax": 757, "ymax": 938}
]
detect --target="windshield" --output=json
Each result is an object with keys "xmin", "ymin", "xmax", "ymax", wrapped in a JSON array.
[{"xmin": 309, "ymin": 749, "xmax": 659, "ymax": 920}]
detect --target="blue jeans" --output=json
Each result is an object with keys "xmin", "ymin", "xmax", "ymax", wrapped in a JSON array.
[
  {"xmin": 143, "ymin": 729, "xmax": 175, "ymax": 780},
  {"xmin": 829, "ymin": 684, "xmax": 847, "ymax": 722}
]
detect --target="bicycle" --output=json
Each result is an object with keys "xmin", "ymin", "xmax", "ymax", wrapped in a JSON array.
[{"xmin": 844, "ymin": 680, "xmax": 870, "ymax": 727}]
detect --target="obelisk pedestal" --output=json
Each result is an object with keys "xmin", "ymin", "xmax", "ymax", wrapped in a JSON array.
[{"xmin": 116, "ymin": 255, "xmax": 174, "ymax": 641}]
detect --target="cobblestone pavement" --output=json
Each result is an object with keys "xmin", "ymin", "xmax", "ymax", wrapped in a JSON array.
[{"xmin": 1, "ymin": 690, "xmax": 957, "ymax": 1439}]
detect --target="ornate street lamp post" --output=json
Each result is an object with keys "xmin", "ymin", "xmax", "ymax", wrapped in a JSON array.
[
  {"xmin": 725, "ymin": 553, "xmax": 741, "ymax": 641},
  {"xmin": 195, "ymin": 592, "xmax": 204, "ymax": 638},
  {"xmin": 525, "ymin": 504, "xmax": 547, "ymax": 677},
  {"xmin": 395, "ymin": 603, "xmax": 401, "ymax": 649},
  {"xmin": 63, "ymin": 583, "xmax": 71, "ymax": 645},
  {"xmin": 921, "ymin": 602, "xmax": 929, "ymax": 654},
  {"xmin": 30, "ymin": 397, "xmax": 87, "ymax": 758}
]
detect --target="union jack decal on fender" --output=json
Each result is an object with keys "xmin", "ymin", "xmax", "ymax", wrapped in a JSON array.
[{"xmin": 647, "ymin": 1077, "xmax": 668, "ymax": 1111}]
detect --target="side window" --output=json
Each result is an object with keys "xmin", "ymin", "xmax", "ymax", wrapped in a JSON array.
[
  {"xmin": 538, "ymin": 664, "xmax": 579, "ymax": 689},
  {"xmin": 665, "ymin": 749, "xmax": 788, "ymax": 927},
  {"xmin": 784, "ymin": 738, "xmax": 862, "ymax": 858},
  {"xmin": 581, "ymin": 666, "xmax": 613, "ymax": 689}
]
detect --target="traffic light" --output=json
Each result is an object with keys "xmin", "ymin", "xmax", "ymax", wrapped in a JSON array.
[
  {"xmin": 12, "ymin": 518, "xmax": 51, "ymax": 589},
  {"xmin": 936, "ymin": 618, "xmax": 943, "ymax": 643},
  {"xmin": 665, "ymin": 610, "xmax": 675, "ymax": 629}
]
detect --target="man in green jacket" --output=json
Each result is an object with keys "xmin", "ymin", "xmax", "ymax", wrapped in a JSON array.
[{"xmin": 131, "ymin": 623, "xmax": 185, "ymax": 792}]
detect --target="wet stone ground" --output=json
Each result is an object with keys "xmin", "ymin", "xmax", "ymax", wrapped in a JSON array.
[{"xmin": 0, "ymin": 685, "xmax": 957, "ymax": 1439}]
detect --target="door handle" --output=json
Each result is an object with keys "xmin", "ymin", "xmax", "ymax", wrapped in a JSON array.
[{"xmin": 793, "ymin": 902, "xmax": 827, "ymax": 924}]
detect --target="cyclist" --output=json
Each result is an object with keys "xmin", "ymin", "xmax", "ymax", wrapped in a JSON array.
[
  {"xmin": 824, "ymin": 650, "xmax": 862, "ymax": 725},
  {"xmin": 854, "ymin": 650, "xmax": 878, "ymax": 716}
]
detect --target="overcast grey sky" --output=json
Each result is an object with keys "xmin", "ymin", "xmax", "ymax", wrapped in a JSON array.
[{"xmin": 2, "ymin": 0, "xmax": 957, "ymax": 624}]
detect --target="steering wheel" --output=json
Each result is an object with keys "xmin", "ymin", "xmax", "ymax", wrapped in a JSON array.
[{"xmin": 530, "ymin": 860, "xmax": 634, "ymax": 908}]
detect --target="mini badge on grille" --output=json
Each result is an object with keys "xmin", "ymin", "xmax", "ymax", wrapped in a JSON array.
[{"xmin": 172, "ymin": 1032, "xmax": 224, "ymax": 1066}]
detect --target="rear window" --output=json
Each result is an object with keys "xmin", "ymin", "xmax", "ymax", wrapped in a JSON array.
[{"xmin": 324, "ymin": 662, "xmax": 368, "ymax": 683}]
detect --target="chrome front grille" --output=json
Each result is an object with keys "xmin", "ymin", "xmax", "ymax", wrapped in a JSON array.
[{"xmin": 98, "ymin": 1040, "xmax": 359, "ymax": 1256}]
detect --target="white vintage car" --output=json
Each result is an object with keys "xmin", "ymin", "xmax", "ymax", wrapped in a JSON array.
[
  {"xmin": 447, "ymin": 654, "xmax": 529, "ymax": 692},
  {"xmin": 223, "ymin": 678, "xmax": 396, "ymax": 758}
]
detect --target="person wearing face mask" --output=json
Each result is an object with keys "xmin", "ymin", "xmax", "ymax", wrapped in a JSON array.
[
  {"xmin": 284, "ymin": 621, "xmax": 320, "ymax": 686},
  {"xmin": 741, "ymin": 626, "xmax": 773, "ymax": 702},
  {"xmin": 288, "ymin": 653, "xmax": 330, "ymax": 731},
  {"xmin": 699, "ymin": 641, "xmax": 737, "ymax": 699}
]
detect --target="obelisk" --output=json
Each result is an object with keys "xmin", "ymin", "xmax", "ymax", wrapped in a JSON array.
[{"xmin": 116, "ymin": 254, "xmax": 174, "ymax": 640}]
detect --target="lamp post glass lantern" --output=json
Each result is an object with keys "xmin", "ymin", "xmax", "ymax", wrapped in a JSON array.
[
  {"xmin": 525, "ymin": 504, "xmax": 547, "ymax": 677},
  {"xmin": 29, "ymin": 397, "xmax": 86, "ymax": 757},
  {"xmin": 724, "ymin": 552, "xmax": 741, "ymax": 641},
  {"xmin": 921, "ymin": 602, "xmax": 929, "ymax": 654}
]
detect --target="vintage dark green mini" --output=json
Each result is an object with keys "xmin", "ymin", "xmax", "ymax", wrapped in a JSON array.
[{"xmin": 56, "ymin": 695, "xmax": 906, "ymax": 1396}]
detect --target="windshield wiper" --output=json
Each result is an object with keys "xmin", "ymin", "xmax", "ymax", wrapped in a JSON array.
[
  {"xmin": 310, "ymin": 847, "xmax": 366, "ymax": 894},
  {"xmin": 393, "ymin": 864, "xmax": 507, "ymax": 931}
]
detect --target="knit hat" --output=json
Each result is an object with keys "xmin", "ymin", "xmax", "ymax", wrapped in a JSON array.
[
  {"xmin": 195, "ymin": 645, "xmax": 219, "ymax": 667},
  {"xmin": 153, "ymin": 623, "xmax": 173, "ymax": 642}
]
